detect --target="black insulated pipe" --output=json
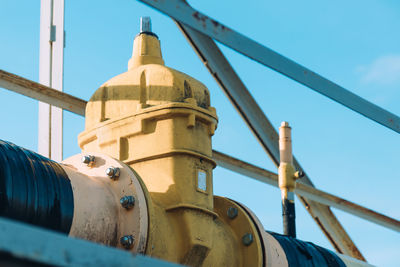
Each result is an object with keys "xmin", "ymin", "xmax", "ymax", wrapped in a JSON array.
[
  {"xmin": 269, "ymin": 232, "xmax": 346, "ymax": 267},
  {"xmin": 0, "ymin": 140, "xmax": 74, "ymax": 233},
  {"xmin": 282, "ymin": 196, "xmax": 296, "ymax": 238}
]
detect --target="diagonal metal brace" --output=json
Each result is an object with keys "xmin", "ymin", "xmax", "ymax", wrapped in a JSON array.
[
  {"xmin": 176, "ymin": 22, "xmax": 365, "ymax": 260},
  {"xmin": 138, "ymin": 0, "xmax": 400, "ymax": 136}
]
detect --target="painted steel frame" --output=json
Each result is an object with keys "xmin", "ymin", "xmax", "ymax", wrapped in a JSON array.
[
  {"xmin": 0, "ymin": 0, "xmax": 399, "ymax": 263},
  {"xmin": 138, "ymin": 0, "xmax": 400, "ymax": 135}
]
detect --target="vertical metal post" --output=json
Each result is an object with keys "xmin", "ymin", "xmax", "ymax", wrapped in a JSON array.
[
  {"xmin": 38, "ymin": 0, "xmax": 64, "ymax": 161},
  {"xmin": 278, "ymin": 122, "xmax": 299, "ymax": 238}
]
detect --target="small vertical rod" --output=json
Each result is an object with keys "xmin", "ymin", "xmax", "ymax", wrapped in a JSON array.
[
  {"xmin": 140, "ymin": 16, "xmax": 152, "ymax": 33},
  {"xmin": 278, "ymin": 121, "xmax": 296, "ymax": 238}
]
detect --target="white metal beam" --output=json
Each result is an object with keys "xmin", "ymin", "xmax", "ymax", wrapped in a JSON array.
[{"xmin": 39, "ymin": 0, "xmax": 65, "ymax": 161}]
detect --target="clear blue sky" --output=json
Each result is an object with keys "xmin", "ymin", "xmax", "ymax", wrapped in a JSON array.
[{"xmin": 1, "ymin": 0, "xmax": 399, "ymax": 266}]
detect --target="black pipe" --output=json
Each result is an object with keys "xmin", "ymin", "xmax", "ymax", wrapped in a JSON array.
[
  {"xmin": 269, "ymin": 232, "xmax": 346, "ymax": 267},
  {"xmin": 282, "ymin": 194, "xmax": 296, "ymax": 238},
  {"xmin": 0, "ymin": 140, "xmax": 74, "ymax": 233}
]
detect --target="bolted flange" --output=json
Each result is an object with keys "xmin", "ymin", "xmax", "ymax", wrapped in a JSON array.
[
  {"xmin": 120, "ymin": 195, "xmax": 135, "ymax": 209},
  {"xmin": 120, "ymin": 235, "xmax": 134, "ymax": 249},
  {"xmin": 81, "ymin": 155, "xmax": 95, "ymax": 167},
  {"xmin": 106, "ymin": 167, "xmax": 120, "ymax": 180}
]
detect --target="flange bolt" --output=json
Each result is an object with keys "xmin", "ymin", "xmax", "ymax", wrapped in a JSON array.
[
  {"xmin": 120, "ymin": 195, "xmax": 135, "ymax": 209},
  {"xmin": 227, "ymin": 207, "xmax": 238, "ymax": 219},
  {"xmin": 81, "ymin": 155, "xmax": 95, "ymax": 166},
  {"xmin": 106, "ymin": 167, "xmax": 120, "ymax": 180},
  {"xmin": 242, "ymin": 233, "xmax": 254, "ymax": 246},
  {"xmin": 120, "ymin": 235, "xmax": 134, "ymax": 249}
]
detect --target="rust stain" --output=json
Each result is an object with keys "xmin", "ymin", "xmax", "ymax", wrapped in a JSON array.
[
  {"xmin": 192, "ymin": 11, "xmax": 230, "ymax": 32},
  {"xmin": 192, "ymin": 11, "xmax": 207, "ymax": 27}
]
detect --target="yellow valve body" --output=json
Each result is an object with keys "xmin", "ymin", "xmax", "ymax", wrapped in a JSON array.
[{"xmin": 78, "ymin": 33, "xmax": 263, "ymax": 266}]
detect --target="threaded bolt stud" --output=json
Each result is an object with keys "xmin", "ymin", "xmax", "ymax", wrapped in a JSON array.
[
  {"xmin": 120, "ymin": 235, "xmax": 134, "ymax": 249},
  {"xmin": 106, "ymin": 167, "xmax": 120, "ymax": 180},
  {"xmin": 120, "ymin": 195, "xmax": 135, "ymax": 209}
]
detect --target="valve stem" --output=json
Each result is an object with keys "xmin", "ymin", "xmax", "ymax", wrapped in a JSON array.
[{"xmin": 140, "ymin": 16, "xmax": 152, "ymax": 33}]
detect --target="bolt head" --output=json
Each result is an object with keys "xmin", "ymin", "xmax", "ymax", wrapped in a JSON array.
[
  {"xmin": 227, "ymin": 207, "xmax": 238, "ymax": 219},
  {"xmin": 81, "ymin": 155, "xmax": 95, "ymax": 165},
  {"xmin": 242, "ymin": 233, "xmax": 253, "ymax": 246},
  {"xmin": 106, "ymin": 167, "xmax": 120, "ymax": 179},
  {"xmin": 120, "ymin": 195, "xmax": 135, "ymax": 209},
  {"xmin": 120, "ymin": 235, "xmax": 134, "ymax": 249}
]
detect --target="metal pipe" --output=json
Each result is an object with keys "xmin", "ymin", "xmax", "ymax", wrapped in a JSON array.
[
  {"xmin": 278, "ymin": 122, "xmax": 297, "ymax": 237},
  {"xmin": 0, "ymin": 140, "xmax": 74, "ymax": 233}
]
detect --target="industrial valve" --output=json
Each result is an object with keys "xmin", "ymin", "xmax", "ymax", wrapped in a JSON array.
[{"xmin": 0, "ymin": 17, "xmax": 372, "ymax": 267}]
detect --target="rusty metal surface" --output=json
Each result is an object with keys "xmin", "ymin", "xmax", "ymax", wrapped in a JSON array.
[
  {"xmin": 138, "ymin": 0, "xmax": 400, "ymax": 135},
  {"xmin": 0, "ymin": 69, "xmax": 86, "ymax": 116}
]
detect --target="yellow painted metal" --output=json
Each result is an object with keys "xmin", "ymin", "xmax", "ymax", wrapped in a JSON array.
[
  {"xmin": 214, "ymin": 196, "xmax": 264, "ymax": 267},
  {"xmin": 78, "ymin": 32, "xmax": 263, "ymax": 266},
  {"xmin": 278, "ymin": 122, "xmax": 299, "ymax": 198}
]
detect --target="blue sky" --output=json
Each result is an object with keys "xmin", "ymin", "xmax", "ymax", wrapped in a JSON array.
[{"xmin": 1, "ymin": 0, "xmax": 399, "ymax": 265}]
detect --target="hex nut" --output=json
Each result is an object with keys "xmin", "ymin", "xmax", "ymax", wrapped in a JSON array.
[
  {"xmin": 120, "ymin": 235, "xmax": 134, "ymax": 249},
  {"xmin": 227, "ymin": 207, "xmax": 238, "ymax": 219},
  {"xmin": 294, "ymin": 171, "xmax": 305, "ymax": 179},
  {"xmin": 81, "ymin": 155, "xmax": 95, "ymax": 166},
  {"xmin": 106, "ymin": 167, "xmax": 120, "ymax": 180},
  {"xmin": 281, "ymin": 121, "xmax": 289, "ymax": 127},
  {"xmin": 242, "ymin": 233, "xmax": 253, "ymax": 246},
  {"xmin": 120, "ymin": 195, "xmax": 135, "ymax": 209}
]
